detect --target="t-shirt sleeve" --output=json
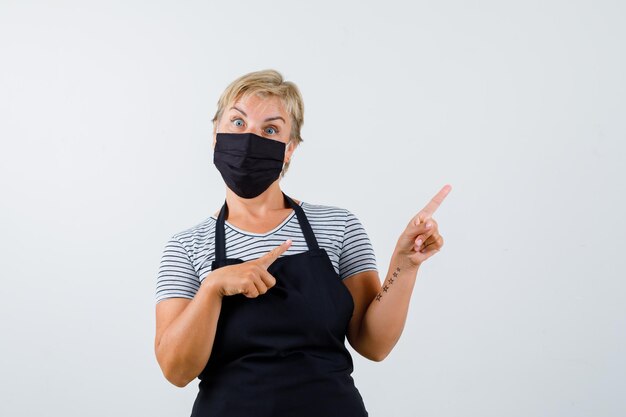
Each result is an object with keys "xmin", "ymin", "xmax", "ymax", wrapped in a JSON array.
[
  {"xmin": 338, "ymin": 210, "xmax": 378, "ymax": 280},
  {"xmin": 155, "ymin": 235, "xmax": 201, "ymax": 304}
]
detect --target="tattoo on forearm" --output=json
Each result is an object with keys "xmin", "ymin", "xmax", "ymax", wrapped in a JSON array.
[{"xmin": 375, "ymin": 267, "xmax": 401, "ymax": 301}]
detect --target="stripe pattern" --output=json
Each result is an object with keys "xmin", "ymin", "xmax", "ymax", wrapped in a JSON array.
[{"xmin": 156, "ymin": 201, "xmax": 378, "ymax": 303}]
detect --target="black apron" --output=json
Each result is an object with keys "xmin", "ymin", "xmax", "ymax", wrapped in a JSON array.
[{"xmin": 190, "ymin": 192, "xmax": 369, "ymax": 417}]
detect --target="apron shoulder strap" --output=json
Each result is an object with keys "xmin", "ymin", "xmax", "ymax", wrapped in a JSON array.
[{"xmin": 282, "ymin": 192, "xmax": 319, "ymax": 251}]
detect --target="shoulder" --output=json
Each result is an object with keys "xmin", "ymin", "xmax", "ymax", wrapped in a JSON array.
[
  {"xmin": 299, "ymin": 200, "xmax": 372, "ymax": 250},
  {"xmin": 299, "ymin": 201, "xmax": 354, "ymax": 235},
  {"xmin": 300, "ymin": 200, "xmax": 351, "ymax": 219},
  {"xmin": 157, "ymin": 217, "xmax": 217, "ymax": 303},
  {"xmin": 165, "ymin": 215, "xmax": 217, "ymax": 262},
  {"xmin": 300, "ymin": 200, "xmax": 377, "ymax": 279},
  {"xmin": 300, "ymin": 200, "xmax": 367, "ymax": 228}
]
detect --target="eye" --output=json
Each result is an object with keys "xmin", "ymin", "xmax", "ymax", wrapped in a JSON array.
[
  {"xmin": 265, "ymin": 126, "xmax": 278, "ymax": 135},
  {"xmin": 232, "ymin": 118, "xmax": 244, "ymax": 127}
]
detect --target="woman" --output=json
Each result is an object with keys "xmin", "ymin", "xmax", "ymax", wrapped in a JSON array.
[{"xmin": 155, "ymin": 69, "xmax": 451, "ymax": 416}]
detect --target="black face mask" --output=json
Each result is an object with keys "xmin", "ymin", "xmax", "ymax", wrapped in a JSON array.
[{"xmin": 213, "ymin": 132, "xmax": 286, "ymax": 199}]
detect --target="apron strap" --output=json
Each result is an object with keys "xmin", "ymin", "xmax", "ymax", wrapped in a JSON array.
[
  {"xmin": 282, "ymin": 191, "xmax": 319, "ymax": 251},
  {"xmin": 215, "ymin": 198, "xmax": 228, "ymax": 262},
  {"xmin": 214, "ymin": 192, "xmax": 319, "ymax": 263}
]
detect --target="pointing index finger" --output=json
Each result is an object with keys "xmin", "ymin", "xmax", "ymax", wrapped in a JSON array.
[
  {"xmin": 416, "ymin": 184, "xmax": 452, "ymax": 224},
  {"xmin": 258, "ymin": 239, "xmax": 292, "ymax": 269}
]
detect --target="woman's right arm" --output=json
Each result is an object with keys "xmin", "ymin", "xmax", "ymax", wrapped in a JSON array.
[
  {"xmin": 154, "ymin": 239, "xmax": 292, "ymax": 387},
  {"xmin": 155, "ymin": 278, "xmax": 223, "ymax": 387}
]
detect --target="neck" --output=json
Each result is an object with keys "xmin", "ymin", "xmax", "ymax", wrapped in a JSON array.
[{"xmin": 224, "ymin": 181, "xmax": 288, "ymax": 219}]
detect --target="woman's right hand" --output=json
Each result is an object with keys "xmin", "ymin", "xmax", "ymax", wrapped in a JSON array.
[
  {"xmin": 155, "ymin": 240, "xmax": 292, "ymax": 387},
  {"xmin": 209, "ymin": 239, "xmax": 293, "ymax": 298}
]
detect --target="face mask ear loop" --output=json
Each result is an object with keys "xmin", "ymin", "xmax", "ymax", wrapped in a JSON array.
[{"xmin": 279, "ymin": 141, "xmax": 289, "ymax": 179}]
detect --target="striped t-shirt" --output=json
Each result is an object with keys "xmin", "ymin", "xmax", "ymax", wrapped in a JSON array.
[{"xmin": 155, "ymin": 201, "xmax": 378, "ymax": 304}]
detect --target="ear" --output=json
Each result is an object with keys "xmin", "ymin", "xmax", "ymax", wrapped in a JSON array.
[{"xmin": 284, "ymin": 140, "xmax": 296, "ymax": 163}]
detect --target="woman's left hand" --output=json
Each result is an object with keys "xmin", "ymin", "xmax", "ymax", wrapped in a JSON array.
[{"xmin": 395, "ymin": 184, "xmax": 452, "ymax": 268}]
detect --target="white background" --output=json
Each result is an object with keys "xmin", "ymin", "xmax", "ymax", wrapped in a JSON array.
[{"xmin": 1, "ymin": 1, "xmax": 624, "ymax": 416}]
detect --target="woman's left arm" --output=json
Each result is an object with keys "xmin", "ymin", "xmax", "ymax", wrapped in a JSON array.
[{"xmin": 344, "ymin": 185, "xmax": 451, "ymax": 361}]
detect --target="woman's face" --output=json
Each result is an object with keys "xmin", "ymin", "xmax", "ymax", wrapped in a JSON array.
[{"xmin": 212, "ymin": 93, "xmax": 296, "ymax": 164}]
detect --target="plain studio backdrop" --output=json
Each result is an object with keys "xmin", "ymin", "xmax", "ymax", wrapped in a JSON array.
[{"xmin": 1, "ymin": 1, "xmax": 624, "ymax": 416}]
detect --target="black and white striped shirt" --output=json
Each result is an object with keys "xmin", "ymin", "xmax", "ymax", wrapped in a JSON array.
[{"xmin": 155, "ymin": 201, "xmax": 378, "ymax": 304}]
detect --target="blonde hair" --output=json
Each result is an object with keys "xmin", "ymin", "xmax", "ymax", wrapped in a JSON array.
[{"xmin": 211, "ymin": 69, "xmax": 304, "ymax": 178}]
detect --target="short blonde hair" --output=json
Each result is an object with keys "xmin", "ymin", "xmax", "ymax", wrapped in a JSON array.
[{"xmin": 211, "ymin": 69, "xmax": 304, "ymax": 178}]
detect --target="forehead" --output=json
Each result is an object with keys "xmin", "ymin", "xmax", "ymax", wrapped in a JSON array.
[{"xmin": 229, "ymin": 92, "xmax": 288, "ymax": 116}]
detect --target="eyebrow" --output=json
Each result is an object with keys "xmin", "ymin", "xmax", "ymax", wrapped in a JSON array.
[{"xmin": 230, "ymin": 106, "xmax": 286, "ymax": 123}]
